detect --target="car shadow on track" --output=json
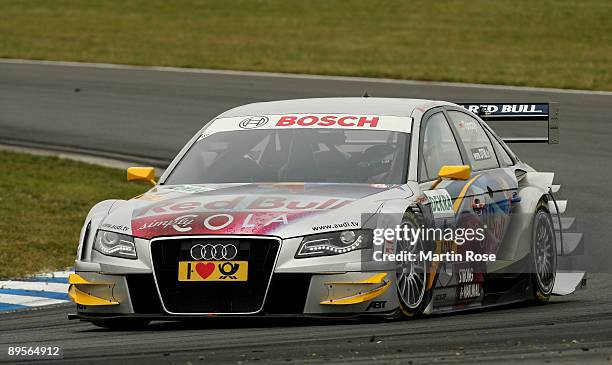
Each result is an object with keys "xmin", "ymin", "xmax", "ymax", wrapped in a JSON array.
[
  {"xmin": 428, "ymin": 298, "xmax": 576, "ymax": 319},
  {"xmin": 78, "ymin": 298, "xmax": 578, "ymax": 333},
  {"xmin": 79, "ymin": 316, "xmax": 365, "ymax": 332}
]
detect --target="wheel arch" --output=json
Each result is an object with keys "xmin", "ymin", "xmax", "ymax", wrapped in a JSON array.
[{"xmin": 494, "ymin": 171, "xmax": 554, "ymax": 263}]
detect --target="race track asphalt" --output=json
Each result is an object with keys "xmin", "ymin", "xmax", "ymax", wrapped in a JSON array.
[{"xmin": 1, "ymin": 60, "xmax": 612, "ymax": 364}]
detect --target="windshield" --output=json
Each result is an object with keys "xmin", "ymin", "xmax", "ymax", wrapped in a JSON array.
[{"xmin": 165, "ymin": 129, "xmax": 410, "ymax": 184}]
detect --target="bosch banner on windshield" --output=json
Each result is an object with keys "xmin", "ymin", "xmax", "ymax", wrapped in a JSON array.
[{"xmin": 201, "ymin": 114, "xmax": 412, "ymax": 136}]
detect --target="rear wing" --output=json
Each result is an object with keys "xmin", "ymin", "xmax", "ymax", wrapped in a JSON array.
[{"xmin": 458, "ymin": 103, "xmax": 559, "ymax": 144}]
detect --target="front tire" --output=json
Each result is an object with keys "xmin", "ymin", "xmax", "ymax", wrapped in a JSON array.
[
  {"xmin": 530, "ymin": 201, "xmax": 557, "ymax": 303},
  {"xmin": 395, "ymin": 210, "xmax": 432, "ymax": 318}
]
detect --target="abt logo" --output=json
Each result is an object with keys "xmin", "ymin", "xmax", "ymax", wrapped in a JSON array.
[
  {"xmin": 365, "ymin": 300, "xmax": 387, "ymax": 311},
  {"xmin": 239, "ymin": 116, "xmax": 269, "ymax": 129}
]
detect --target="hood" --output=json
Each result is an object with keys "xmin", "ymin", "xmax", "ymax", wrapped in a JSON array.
[{"xmin": 99, "ymin": 183, "xmax": 412, "ymax": 239}]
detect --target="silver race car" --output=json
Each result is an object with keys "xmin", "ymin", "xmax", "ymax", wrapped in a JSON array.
[{"xmin": 68, "ymin": 98, "xmax": 584, "ymax": 329}]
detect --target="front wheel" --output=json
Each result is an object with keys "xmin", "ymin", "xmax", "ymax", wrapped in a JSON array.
[
  {"xmin": 530, "ymin": 201, "xmax": 557, "ymax": 303},
  {"xmin": 395, "ymin": 211, "xmax": 432, "ymax": 318}
]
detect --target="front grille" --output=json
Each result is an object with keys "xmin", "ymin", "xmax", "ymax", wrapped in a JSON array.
[
  {"xmin": 264, "ymin": 274, "xmax": 311, "ymax": 314},
  {"xmin": 151, "ymin": 237, "xmax": 280, "ymax": 314},
  {"xmin": 126, "ymin": 274, "xmax": 164, "ymax": 314}
]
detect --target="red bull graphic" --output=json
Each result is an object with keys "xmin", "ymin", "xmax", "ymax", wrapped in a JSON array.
[{"xmin": 132, "ymin": 211, "xmax": 316, "ymax": 238}]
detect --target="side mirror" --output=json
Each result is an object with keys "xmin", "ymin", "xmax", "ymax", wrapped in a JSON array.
[
  {"xmin": 437, "ymin": 165, "xmax": 471, "ymax": 181},
  {"xmin": 127, "ymin": 167, "xmax": 156, "ymax": 186}
]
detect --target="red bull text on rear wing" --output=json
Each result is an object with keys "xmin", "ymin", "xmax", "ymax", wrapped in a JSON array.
[{"xmin": 459, "ymin": 103, "xmax": 559, "ymax": 144}]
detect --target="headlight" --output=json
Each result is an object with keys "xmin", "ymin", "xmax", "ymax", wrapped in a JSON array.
[
  {"xmin": 93, "ymin": 230, "xmax": 137, "ymax": 259},
  {"xmin": 295, "ymin": 230, "xmax": 372, "ymax": 258}
]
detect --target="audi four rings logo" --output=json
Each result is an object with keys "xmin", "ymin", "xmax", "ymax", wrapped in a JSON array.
[
  {"xmin": 239, "ymin": 116, "xmax": 269, "ymax": 129},
  {"xmin": 190, "ymin": 243, "xmax": 238, "ymax": 260}
]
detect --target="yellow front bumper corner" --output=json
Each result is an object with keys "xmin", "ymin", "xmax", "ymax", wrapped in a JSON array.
[
  {"xmin": 68, "ymin": 274, "xmax": 119, "ymax": 306},
  {"xmin": 320, "ymin": 273, "xmax": 391, "ymax": 305}
]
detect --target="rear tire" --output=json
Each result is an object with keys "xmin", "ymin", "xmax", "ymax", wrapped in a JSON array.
[
  {"xmin": 530, "ymin": 200, "xmax": 557, "ymax": 304},
  {"xmin": 396, "ymin": 210, "xmax": 433, "ymax": 318},
  {"xmin": 90, "ymin": 318, "xmax": 151, "ymax": 330}
]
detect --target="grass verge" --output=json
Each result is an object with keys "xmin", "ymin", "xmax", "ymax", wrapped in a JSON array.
[
  {"xmin": 0, "ymin": 0, "xmax": 611, "ymax": 90},
  {"xmin": 0, "ymin": 150, "xmax": 148, "ymax": 278}
]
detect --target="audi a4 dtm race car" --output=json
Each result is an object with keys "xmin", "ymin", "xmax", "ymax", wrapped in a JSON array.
[{"xmin": 68, "ymin": 98, "xmax": 585, "ymax": 329}]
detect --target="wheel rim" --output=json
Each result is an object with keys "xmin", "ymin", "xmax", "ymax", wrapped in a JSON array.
[
  {"xmin": 396, "ymin": 222, "xmax": 427, "ymax": 309},
  {"xmin": 533, "ymin": 211, "xmax": 556, "ymax": 294}
]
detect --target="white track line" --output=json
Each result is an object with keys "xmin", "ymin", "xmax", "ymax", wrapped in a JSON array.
[
  {"xmin": 0, "ymin": 144, "xmax": 150, "ymax": 171},
  {"xmin": 1, "ymin": 58, "xmax": 611, "ymax": 97},
  {"xmin": 29, "ymin": 270, "xmax": 72, "ymax": 278},
  {"xmin": 0, "ymin": 281, "xmax": 68, "ymax": 293},
  {"xmin": 0, "ymin": 293, "xmax": 67, "ymax": 307}
]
